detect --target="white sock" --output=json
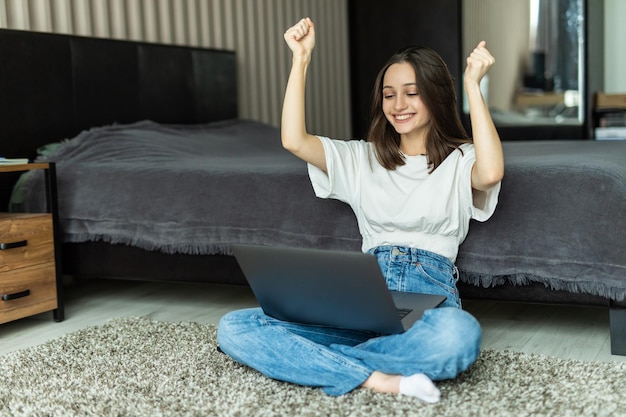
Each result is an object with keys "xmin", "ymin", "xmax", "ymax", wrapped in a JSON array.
[{"xmin": 398, "ymin": 373, "xmax": 441, "ymax": 403}]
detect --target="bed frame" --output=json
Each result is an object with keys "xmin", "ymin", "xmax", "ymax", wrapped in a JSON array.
[
  {"xmin": 1, "ymin": 29, "xmax": 624, "ymax": 355},
  {"xmin": 0, "ymin": 28, "xmax": 236, "ymax": 201},
  {"xmin": 0, "ymin": 28, "xmax": 246, "ymax": 285}
]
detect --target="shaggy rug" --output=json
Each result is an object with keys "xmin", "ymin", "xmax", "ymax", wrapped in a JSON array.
[{"xmin": 0, "ymin": 317, "xmax": 624, "ymax": 417}]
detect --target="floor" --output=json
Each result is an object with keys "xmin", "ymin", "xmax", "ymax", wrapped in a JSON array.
[{"xmin": 1, "ymin": 278, "xmax": 625, "ymax": 363}]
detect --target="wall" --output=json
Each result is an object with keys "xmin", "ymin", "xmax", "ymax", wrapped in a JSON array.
[
  {"xmin": 463, "ymin": 0, "xmax": 530, "ymax": 112},
  {"xmin": 604, "ymin": 0, "xmax": 626, "ymax": 93},
  {"xmin": 0, "ymin": 0, "xmax": 352, "ymax": 138},
  {"xmin": 348, "ymin": 0, "xmax": 463, "ymax": 138}
]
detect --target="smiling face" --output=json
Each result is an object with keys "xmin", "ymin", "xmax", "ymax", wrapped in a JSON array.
[
  {"xmin": 381, "ymin": 62, "xmax": 432, "ymax": 147},
  {"xmin": 367, "ymin": 46, "xmax": 469, "ymax": 171}
]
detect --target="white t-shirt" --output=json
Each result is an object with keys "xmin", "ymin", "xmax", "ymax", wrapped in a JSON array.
[{"xmin": 308, "ymin": 136, "xmax": 501, "ymax": 263}]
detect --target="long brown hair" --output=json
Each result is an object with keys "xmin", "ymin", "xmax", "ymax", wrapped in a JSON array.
[{"xmin": 366, "ymin": 46, "xmax": 470, "ymax": 172}]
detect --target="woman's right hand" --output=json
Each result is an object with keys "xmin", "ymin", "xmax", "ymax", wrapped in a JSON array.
[{"xmin": 284, "ymin": 18, "xmax": 315, "ymax": 59}]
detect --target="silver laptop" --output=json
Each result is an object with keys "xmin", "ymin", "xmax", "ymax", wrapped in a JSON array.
[{"xmin": 231, "ymin": 244, "xmax": 446, "ymax": 334}]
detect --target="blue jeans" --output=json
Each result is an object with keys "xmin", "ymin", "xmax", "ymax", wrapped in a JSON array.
[{"xmin": 217, "ymin": 246, "xmax": 481, "ymax": 396}]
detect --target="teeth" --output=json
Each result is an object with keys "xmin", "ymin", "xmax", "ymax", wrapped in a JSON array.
[{"xmin": 396, "ymin": 114, "xmax": 412, "ymax": 120}]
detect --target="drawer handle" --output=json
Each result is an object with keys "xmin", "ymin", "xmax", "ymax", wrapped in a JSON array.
[
  {"xmin": 2, "ymin": 289, "xmax": 31, "ymax": 301},
  {"xmin": 0, "ymin": 240, "xmax": 28, "ymax": 250}
]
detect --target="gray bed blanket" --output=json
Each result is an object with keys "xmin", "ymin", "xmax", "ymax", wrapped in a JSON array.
[
  {"xmin": 18, "ymin": 120, "xmax": 361, "ymax": 254},
  {"xmin": 16, "ymin": 121, "xmax": 626, "ymax": 300},
  {"xmin": 458, "ymin": 140, "xmax": 626, "ymax": 301}
]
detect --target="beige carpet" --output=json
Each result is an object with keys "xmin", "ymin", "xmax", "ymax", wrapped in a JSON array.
[{"xmin": 0, "ymin": 317, "xmax": 624, "ymax": 417}]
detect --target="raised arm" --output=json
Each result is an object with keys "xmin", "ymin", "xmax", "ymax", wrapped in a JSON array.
[
  {"xmin": 282, "ymin": 18, "xmax": 327, "ymax": 171},
  {"xmin": 465, "ymin": 41, "xmax": 504, "ymax": 191}
]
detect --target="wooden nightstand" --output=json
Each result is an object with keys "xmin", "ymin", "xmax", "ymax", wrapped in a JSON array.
[{"xmin": 0, "ymin": 163, "xmax": 64, "ymax": 323}]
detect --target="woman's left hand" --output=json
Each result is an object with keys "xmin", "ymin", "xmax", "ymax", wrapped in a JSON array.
[{"xmin": 464, "ymin": 41, "xmax": 495, "ymax": 85}]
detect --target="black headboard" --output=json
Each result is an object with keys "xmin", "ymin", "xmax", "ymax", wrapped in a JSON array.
[{"xmin": 0, "ymin": 29, "xmax": 237, "ymax": 209}]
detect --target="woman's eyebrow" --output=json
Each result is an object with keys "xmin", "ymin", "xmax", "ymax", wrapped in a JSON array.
[{"xmin": 382, "ymin": 82, "xmax": 418, "ymax": 89}]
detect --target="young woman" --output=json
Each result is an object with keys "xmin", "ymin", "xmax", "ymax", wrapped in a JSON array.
[{"xmin": 218, "ymin": 17, "xmax": 503, "ymax": 403}]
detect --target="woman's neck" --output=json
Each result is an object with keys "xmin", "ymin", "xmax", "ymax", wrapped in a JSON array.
[{"xmin": 399, "ymin": 133, "xmax": 427, "ymax": 156}]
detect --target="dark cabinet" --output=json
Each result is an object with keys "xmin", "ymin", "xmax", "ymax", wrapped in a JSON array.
[{"xmin": 347, "ymin": 0, "xmax": 463, "ymax": 139}]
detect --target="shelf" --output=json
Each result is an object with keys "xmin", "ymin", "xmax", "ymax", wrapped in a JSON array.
[{"xmin": 0, "ymin": 163, "xmax": 49, "ymax": 173}]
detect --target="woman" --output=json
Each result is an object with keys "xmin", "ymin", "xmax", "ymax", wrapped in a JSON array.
[{"xmin": 218, "ymin": 17, "xmax": 503, "ymax": 403}]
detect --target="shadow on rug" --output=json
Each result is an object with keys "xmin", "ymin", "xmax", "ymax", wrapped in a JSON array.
[{"xmin": 0, "ymin": 317, "xmax": 624, "ymax": 417}]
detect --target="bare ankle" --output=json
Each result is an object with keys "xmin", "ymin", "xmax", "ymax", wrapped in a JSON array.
[
  {"xmin": 363, "ymin": 372, "xmax": 442, "ymax": 403},
  {"xmin": 361, "ymin": 371, "xmax": 401, "ymax": 394}
]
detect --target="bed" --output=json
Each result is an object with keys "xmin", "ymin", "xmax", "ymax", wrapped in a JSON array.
[{"xmin": 1, "ymin": 29, "xmax": 624, "ymax": 354}]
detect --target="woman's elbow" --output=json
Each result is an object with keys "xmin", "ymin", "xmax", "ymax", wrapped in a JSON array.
[
  {"xmin": 281, "ymin": 131, "xmax": 313, "ymax": 156},
  {"xmin": 474, "ymin": 167, "xmax": 504, "ymax": 191},
  {"xmin": 281, "ymin": 131, "xmax": 295, "ymax": 151},
  {"xmin": 489, "ymin": 166, "xmax": 504, "ymax": 185},
  {"xmin": 281, "ymin": 136, "xmax": 300, "ymax": 154}
]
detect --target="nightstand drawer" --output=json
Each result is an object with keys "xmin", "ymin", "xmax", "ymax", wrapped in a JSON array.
[
  {"xmin": 0, "ymin": 262, "xmax": 58, "ymax": 324},
  {"xmin": 0, "ymin": 163, "xmax": 64, "ymax": 323},
  {"xmin": 0, "ymin": 213, "xmax": 54, "ymax": 272}
]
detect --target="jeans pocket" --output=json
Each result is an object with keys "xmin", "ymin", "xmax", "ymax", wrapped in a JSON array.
[{"xmin": 415, "ymin": 262, "xmax": 461, "ymax": 308}]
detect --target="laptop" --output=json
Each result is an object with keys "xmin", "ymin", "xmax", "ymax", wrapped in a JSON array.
[{"xmin": 231, "ymin": 244, "xmax": 446, "ymax": 334}]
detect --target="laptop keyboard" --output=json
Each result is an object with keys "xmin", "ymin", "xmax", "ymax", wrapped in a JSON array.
[{"xmin": 396, "ymin": 308, "xmax": 412, "ymax": 319}]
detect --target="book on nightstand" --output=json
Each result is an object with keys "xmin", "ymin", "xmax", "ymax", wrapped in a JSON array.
[
  {"xmin": 0, "ymin": 157, "xmax": 30, "ymax": 165},
  {"xmin": 594, "ymin": 93, "xmax": 626, "ymax": 140},
  {"xmin": 595, "ymin": 127, "xmax": 626, "ymax": 140}
]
